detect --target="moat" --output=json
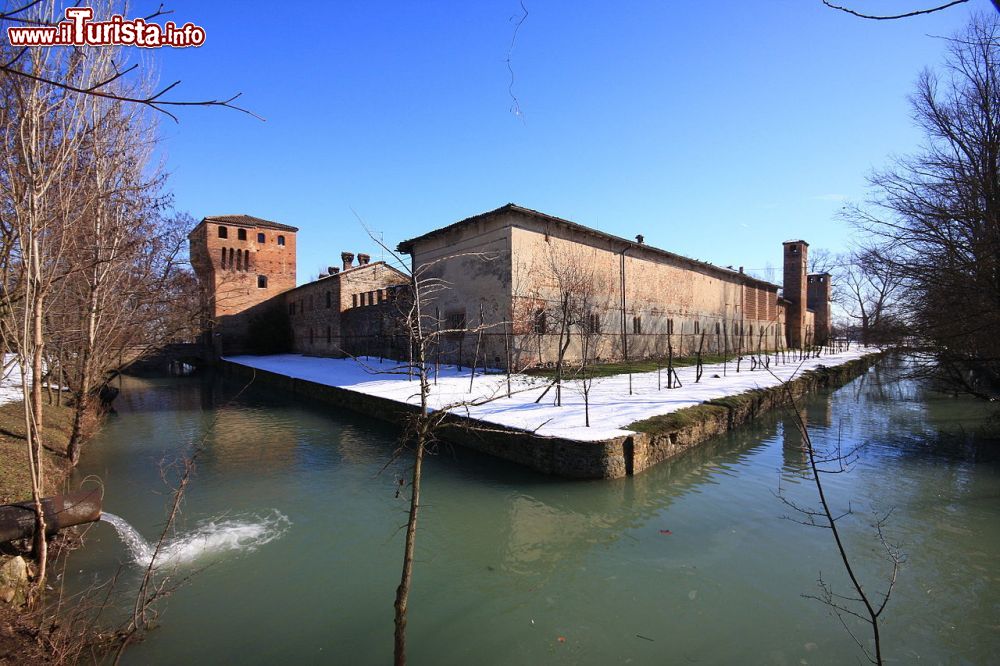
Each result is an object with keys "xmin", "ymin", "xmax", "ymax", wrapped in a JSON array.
[{"xmin": 65, "ymin": 360, "xmax": 999, "ymax": 664}]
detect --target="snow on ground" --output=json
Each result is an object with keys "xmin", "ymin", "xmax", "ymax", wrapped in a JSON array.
[
  {"xmin": 225, "ymin": 347, "xmax": 879, "ymax": 442},
  {"xmin": 0, "ymin": 353, "xmax": 29, "ymax": 407}
]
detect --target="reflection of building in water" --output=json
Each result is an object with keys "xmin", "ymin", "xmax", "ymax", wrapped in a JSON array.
[
  {"xmin": 203, "ymin": 408, "xmax": 298, "ymax": 472},
  {"xmin": 430, "ymin": 421, "xmax": 781, "ymax": 580},
  {"xmin": 781, "ymin": 410, "xmax": 809, "ymax": 472}
]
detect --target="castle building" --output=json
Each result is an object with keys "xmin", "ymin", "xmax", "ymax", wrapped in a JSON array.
[
  {"xmin": 398, "ymin": 204, "xmax": 816, "ymax": 369},
  {"xmin": 190, "ymin": 204, "xmax": 831, "ymax": 364},
  {"xmin": 189, "ymin": 215, "xmax": 298, "ymax": 352}
]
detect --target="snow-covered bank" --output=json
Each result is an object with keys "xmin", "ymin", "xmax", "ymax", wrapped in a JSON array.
[
  {"xmin": 224, "ymin": 348, "xmax": 880, "ymax": 442},
  {"xmin": 0, "ymin": 353, "xmax": 28, "ymax": 407}
]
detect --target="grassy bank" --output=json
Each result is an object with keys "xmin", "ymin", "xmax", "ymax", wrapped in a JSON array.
[{"xmin": 0, "ymin": 401, "xmax": 75, "ymax": 505}]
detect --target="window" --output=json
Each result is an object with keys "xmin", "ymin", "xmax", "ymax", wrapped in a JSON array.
[
  {"xmin": 533, "ymin": 309, "xmax": 547, "ymax": 334},
  {"xmin": 667, "ymin": 319, "xmax": 674, "ymax": 335},
  {"xmin": 237, "ymin": 228, "xmax": 247, "ymax": 241},
  {"xmin": 326, "ymin": 325, "xmax": 332, "ymax": 344},
  {"xmin": 352, "ymin": 294, "xmax": 358, "ymax": 308},
  {"xmin": 220, "ymin": 248, "xmax": 226, "ymax": 268},
  {"xmin": 244, "ymin": 249, "xmax": 250, "ymax": 270},
  {"xmin": 633, "ymin": 316, "xmax": 642, "ymax": 335},
  {"xmin": 228, "ymin": 248, "xmax": 235, "ymax": 270},
  {"xmin": 694, "ymin": 321, "xmax": 700, "ymax": 335},
  {"xmin": 589, "ymin": 312, "xmax": 601, "ymax": 334},
  {"xmin": 257, "ymin": 275, "xmax": 268, "ymax": 289},
  {"xmin": 277, "ymin": 235, "xmax": 285, "ymax": 246},
  {"xmin": 446, "ymin": 309, "xmax": 467, "ymax": 334},
  {"xmin": 236, "ymin": 249, "xmax": 242, "ymax": 271},
  {"xmin": 218, "ymin": 226, "xmax": 228, "ymax": 239},
  {"xmin": 326, "ymin": 291, "xmax": 332, "ymax": 308},
  {"xmin": 257, "ymin": 232, "xmax": 266, "ymax": 243}
]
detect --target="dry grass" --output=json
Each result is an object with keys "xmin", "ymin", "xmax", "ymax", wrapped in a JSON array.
[{"xmin": 0, "ymin": 400, "xmax": 75, "ymax": 505}]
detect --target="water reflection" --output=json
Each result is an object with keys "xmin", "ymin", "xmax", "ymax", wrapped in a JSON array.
[{"xmin": 67, "ymin": 360, "xmax": 1000, "ymax": 665}]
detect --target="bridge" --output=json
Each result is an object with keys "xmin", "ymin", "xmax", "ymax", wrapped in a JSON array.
[{"xmin": 121, "ymin": 342, "xmax": 215, "ymax": 374}]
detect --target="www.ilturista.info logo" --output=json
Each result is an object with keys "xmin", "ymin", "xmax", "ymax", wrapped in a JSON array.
[{"xmin": 6, "ymin": 7, "xmax": 205, "ymax": 48}]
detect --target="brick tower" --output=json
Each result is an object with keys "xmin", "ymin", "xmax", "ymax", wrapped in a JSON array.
[
  {"xmin": 189, "ymin": 215, "xmax": 298, "ymax": 351},
  {"xmin": 807, "ymin": 272, "xmax": 832, "ymax": 345},
  {"xmin": 782, "ymin": 240, "xmax": 808, "ymax": 348}
]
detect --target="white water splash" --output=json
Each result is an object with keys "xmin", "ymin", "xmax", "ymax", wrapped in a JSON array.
[{"xmin": 100, "ymin": 510, "xmax": 290, "ymax": 568}]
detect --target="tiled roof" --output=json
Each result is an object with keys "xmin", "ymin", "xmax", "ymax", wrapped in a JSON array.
[
  {"xmin": 201, "ymin": 215, "xmax": 299, "ymax": 232},
  {"xmin": 397, "ymin": 203, "xmax": 781, "ymax": 290}
]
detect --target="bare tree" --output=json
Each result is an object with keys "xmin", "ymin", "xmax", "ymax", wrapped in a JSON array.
[
  {"xmin": 0, "ymin": 0, "xmax": 260, "ymax": 122},
  {"xmin": 849, "ymin": 13, "xmax": 1000, "ymax": 398},
  {"xmin": 775, "ymin": 377, "xmax": 903, "ymax": 665},
  {"xmin": 838, "ymin": 249, "xmax": 905, "ymax": 345},
  {"xmin": 821, "ymin": 0, "xmax": 977, "ymax": 21}
]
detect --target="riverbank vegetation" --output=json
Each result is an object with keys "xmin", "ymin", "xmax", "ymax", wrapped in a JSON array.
[
  {"xmin": 829, "ymin": 12, "xmax": 1000, "ymax": 403},
  {"xmin": 0, "ymin": 0, "xmax": 208, "ymax": 604}
]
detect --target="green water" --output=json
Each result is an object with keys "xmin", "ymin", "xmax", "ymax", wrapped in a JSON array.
[{"xmin": 67, "ymin": 361, "xmax": 1000, "ymax": 664}]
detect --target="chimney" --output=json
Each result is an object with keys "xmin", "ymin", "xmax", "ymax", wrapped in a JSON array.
[
  {"xmin": 341, "ymin": 252, "xmax": 354, "ymax": 271},
  {"xmin": 357, "ymin": 253, "xmax": 371, "ymax": 266},
  {"xmin": 328, "ymin": 266, "xmax": 340, "ymax": 275},
  {"xmin": 739, "ymin": 266, "xmax": 744, "ymax": 274},
  {"xmin": 635, "ymin": 234, "xmax": 644, "ymax": 244}
]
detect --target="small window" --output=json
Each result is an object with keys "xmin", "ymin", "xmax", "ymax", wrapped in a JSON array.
[
  {"xmin": 236, "ymin": 250, "xmax": 242, "ymax": 271},
  {"xmin": 589, "ymin": 312, "xmax": 601, "ymax": 334},
  {"xmin": 533, "ymin": 309, "xmax": 547, "ymax": 334},
  {"xmin": 257, "ymin": 275, "xmax": 268, "ymax": 289},
  {"xmin": 277, "ymin": 235, "xmax": 285, "ymax": 246},
  {"xmin": 694, "ymin": 321, "xmax": 700, "ymax": 335},
  {"xmin": 244, "ymin": 249, "xmax": 250, "ymax": 270},
  {"xmin": 447, "ymin": 309, "xmax": 467, "ymax": 333},
  {"xmin": 352, "ymin": 294, "xmax": 358, "ymax": 308},
  {"xmin": 220, "ymin": 248, "xmax": 226, "ymax": 267},
  {"xmin": 257, "ymin": 232, "xmax": 266, "ymax": 243},
  {"xmin": 633, "ymin": 316, "xmax": 642, "ymax": 335},
  {"xmin": 237, "ymin": 228, "xmax": 247, "ymax": 241},
  {"xmin": 228, "ymin": 248, "xmax": 235, "ymax": 270},
  {"xmin": 326, "ymin": 291, "xmax": 332, "ymax": 308},
  {"xmin": 326, "ymin": 325, "xmax": 332, "ymax": 344},
  {"xmin": 218, "ymin": 226, "xmax": 228, "ymax": 239}
]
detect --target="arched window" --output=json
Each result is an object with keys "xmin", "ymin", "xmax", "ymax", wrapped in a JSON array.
[
  {"xmin": 218, "ymin": 226, "xmax": 228, "ymax": 239},
  {"xmin": 257, "ymin": 232, "xmax": 266, "ymax": 243},
  {"xmin": 236, "ymin": 249, "xmax": 242, "ymax": 271},
  {"xmin": 220, "ymin": 248, "xmax": 226, "ymax": 267},
  {"xmin": 257, "ymin": 275, "xmax": 268, "ymax": 289},
  {"xmin": 244, "ymin": 249, "xmax": 250, "ymax": 270},
  {"xmin": 228, "ymin": 248, "xmax": 235, "ymax": 270},
  {"xmin": 277, "ymin": 235, "xmax": 285, "ymax": 246},
  {"xmin": 237, "ymin": 228, "xmax": 247, "ymax": 241}
]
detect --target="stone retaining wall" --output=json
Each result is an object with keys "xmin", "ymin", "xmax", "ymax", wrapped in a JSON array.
[{"xmin": 221, "ymin": 353, "xmax": 881, "ymax": 479}]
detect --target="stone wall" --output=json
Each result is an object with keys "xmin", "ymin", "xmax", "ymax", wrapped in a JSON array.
[
  {"xmin": 221, "ymin": 352, "xmax": 881, "ymax": 479},
  {"xmin": 286, "ymin": 261, "xmax": 409, "ymax": 356}
]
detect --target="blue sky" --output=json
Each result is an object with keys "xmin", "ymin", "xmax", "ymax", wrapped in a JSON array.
[{"xmin": 148, "ymin": 1, "xmax": 982, "ymax": 283}]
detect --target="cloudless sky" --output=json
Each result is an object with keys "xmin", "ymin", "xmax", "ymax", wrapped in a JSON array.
[{"xmin": 142, "ymin": 0, "xmax": 985, "ymax": 283}]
